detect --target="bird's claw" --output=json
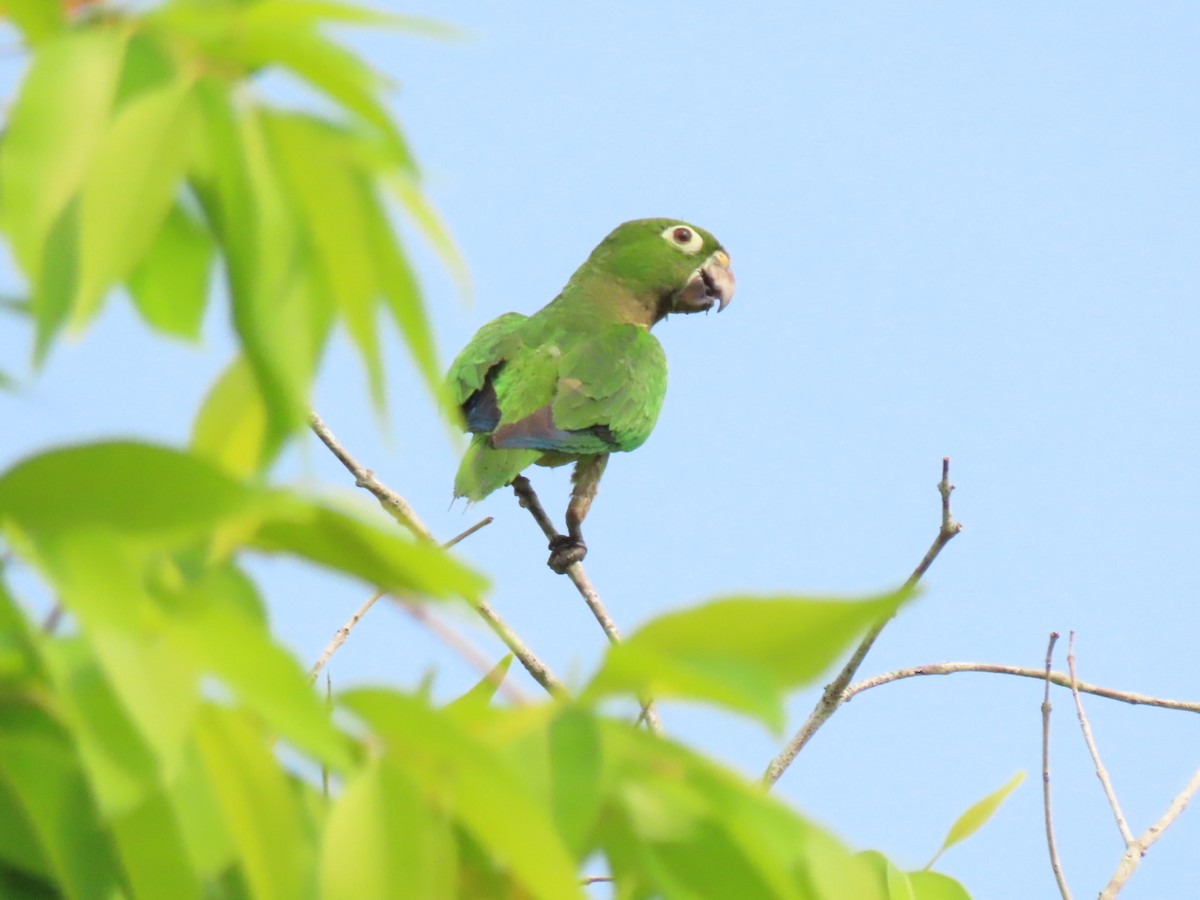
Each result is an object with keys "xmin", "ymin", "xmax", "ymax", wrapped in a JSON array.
[{"xmin": 547, "ymin": 535, "xmax": 586, "ymax": 574}]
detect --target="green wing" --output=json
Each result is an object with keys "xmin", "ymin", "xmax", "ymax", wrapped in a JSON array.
[
  {"xmin": 447, "ymin": 312, "xmax": 527, "ymax": 408},
  {"xmin": 450, "ymin": 320, "xmax": 667, "ymax": 500},
  {"xmin": 550, "ymin": 324, "xmax": 667, "ymax": 453},
  {"xmin": 449, "ymin": 312, "xmax": 541, "ymax": 500}
]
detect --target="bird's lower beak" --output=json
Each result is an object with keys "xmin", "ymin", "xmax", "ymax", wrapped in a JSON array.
[{"xmin": 674, "ymin": 250, "xmax": 736, "ymax": 314}]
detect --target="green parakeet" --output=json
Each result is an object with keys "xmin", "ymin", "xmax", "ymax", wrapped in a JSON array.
[{"xmin": 448, "ymin": 218, "xmax": 735, "ymax": 572}]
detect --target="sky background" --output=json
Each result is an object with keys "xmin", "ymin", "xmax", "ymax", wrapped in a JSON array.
[{"xmin": 3, "ymin": 3, "xmax": 1199, "ymax": 897}]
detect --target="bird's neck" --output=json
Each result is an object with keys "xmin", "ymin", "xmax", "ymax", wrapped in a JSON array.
[{"xmin": 552, "ymin": 271, "xmax": 667, "ymax": 329}]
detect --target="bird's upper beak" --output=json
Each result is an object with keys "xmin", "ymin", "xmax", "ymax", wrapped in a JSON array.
[{"xmin": 673, "ymin": 249, "xmax": 736, "ymax": 314}]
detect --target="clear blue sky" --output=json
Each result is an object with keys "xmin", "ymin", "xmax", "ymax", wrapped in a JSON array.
[{"xmin": 2, "ymin": 3, "xmax": 1199, "ymax": 897}]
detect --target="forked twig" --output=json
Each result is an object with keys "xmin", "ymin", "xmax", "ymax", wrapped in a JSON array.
[
  {"xmin": 763, "ymin": 458, "xmax": 962, "ymax": 786},
  {"xmin": 1100, "ymin": 765, "xmax": 1200, "ymax": 899}
]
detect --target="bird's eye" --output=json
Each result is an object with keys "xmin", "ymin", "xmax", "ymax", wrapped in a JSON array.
[{"xmin": 660, "ymin": 223, "xmax": 703, "ymax": 254}]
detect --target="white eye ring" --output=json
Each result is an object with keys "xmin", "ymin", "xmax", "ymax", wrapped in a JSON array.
[{"xmin": 661, "ymin": 223, "xmax": 704, "ymax": 254}]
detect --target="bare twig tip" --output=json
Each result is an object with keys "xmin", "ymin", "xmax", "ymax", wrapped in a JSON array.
[{"xmin": 764, "ymin": 455, "xmax": 964, "ymax": 786}]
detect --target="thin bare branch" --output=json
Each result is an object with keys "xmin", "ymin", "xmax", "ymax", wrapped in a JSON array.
[
  {"xmin": 310, "ymin": 591, "xmax": 385, "ymax": 683},
  {"xmin": 1042, "ymin": 632, "xmax": 1072, "ymax": 900},
  {"xmin": 444, "ymin": 516, "xmax": 494, "ymax": 548},
  {"xmin": 308, "ymin": 411, "xmax": 563, "ymax": 696},
  {"xmin": 309, "ymin": 410, "xmax": 434, "ymax": 538},
  {"xmin": 842, "ymin": 663, "xmax": 1200, "ymax": 714},
  {"xmin": 1067, "ymin": 632, "xmax": 1133, "ymax": 845},
  {"xmin": 511, "ymin": 475, "xmax": 663, "ymax": 734},
  {"xmin": 1100, "ymin": 765, "xmax": 1200, "ymax": 899},
  {"xmin": 565, "ymin": 565, "xmax": 622, "ymax": 643},
  {"xmin": 763, "ymin": 457, "xmax": 962, "ymax": 787},
  {"xmin": 465, "ymin": 596, "xmax": 565, "ymax": 695},
  {"xmin": 41, "ymin": 603, "xmax": 64, "ymax": 634}
]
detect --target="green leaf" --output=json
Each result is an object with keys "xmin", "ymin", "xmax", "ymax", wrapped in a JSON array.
[
  {"xmin": 240, "ymin": 0, "xmax": 463, "ymax": 39},
  {"xmin": 0, "ymin": 772, "xmax": 54, "ymax": 890},
  {"xmin": 39, "ymin": 636, "xmax": 166, "ymax": 815},
  {"xmin": 2, "ymin": 0, "xmax": 66, "ymax": 43},
  {"xmin": 167, "ymin": 743, "xmax": 237, "ymax": 881},
  {"xmin": 796, "ymin": 827, "xmax": 889, "ymax": 900},
  {"xmin": 113, "ymin": 30, "xmax": 179, "ymax": 108},
  {"xmin": 194, "ymin": 705, "xmax": 314, "ymax": 900},
  {"xmin": 127, "ymin": 203, "xmax": 213, "ymax": 340},
  {"xmin": 341, "ymin": 689, "xmax": 582, "ymax": 900},
  {"xmin": 251, "ymin": 494, "xmax": 488, "ymax": 602},
  {"xmin": 0, "ymin": 442, "xmax": 485, "ymax": 604},
  {"xmin": 548, "ymin": 706, "xmax": 602, "ymax": 859},
  {"xmin": 909, "ymin": 870, "xmax": 972, "ymax": 900},
  {"xmin": 387, "ymin": 170, "xmax": 470, "ymax": 299},
  {"xmin": 190, "ymin": 79, "xmax": 304, "ymax": 449},
  {"xmin": 320, "ymin": 757, "xmax": 456, "ymax": 900},
  {"xmin": 187, "ymin": 75, "xmax": 256, "ymax": 281},
  {"xmin": 598, "ymin": 721, "xmax": 880, "ymax": 900},
  {"xmin": 267, "ymin": 114, "xmax": 384, "ymax": 407},
  {"xmin": 0, "ymin": 27, "xmax": 127, "ymax": 277},
  {"xmin": 0, "ymin": 703, "xmax": 123, "ymax": 898},
  {"xmin": 585, "ymin": 589, "xmax": 911, "ymax": 730},
  {"xmin": 32, "ymin": 199, "xmax": 79, "ymax": 362},
  {"xmin": 0, "ymin": 580, "xmax": 40, "ymax": 682},
  {"xmin": 236, "ymin": 23, "xmax": 411, "ymax": 164},
  {"xmin": 443, "ymin": 654, "xmax": 513, "ymax": 719},
  {"xmin": 858, "ymin": 850, "xmax": 915, "ymax": 900},
  {"xmin": 228, "ymin": 105, "xmax": 320, "ymax": 445},
  {"xmin": 44, "ymin": 535, "xmax": 200, "ymax": 795},
  {"xmin": 75, "ymin": 78, "xmax": 197, "ymax": 324},
  {"xmin": 163, "ymin": 564, "xmax": 355, "ymax": 772},
  {"xmin": 926, "ymin": 770, "xmax": 1025, "ymax": 869},
  {"xmin": 365, "ymin": 186, "xmax": 450, "ymax": 413},
  {"xmin": 190, "ymin": 356, "xmax": 269, "ymax": 478},
  {"xmin": 108, "ymin": 788, "xmax": 201, "ymax": 900},
  {"xmin": 0, "ymin": 442, "xmax": 255, "ymax": 543}
]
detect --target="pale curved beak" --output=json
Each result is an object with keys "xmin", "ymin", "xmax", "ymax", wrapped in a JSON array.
[{"xmin": 674, "ymin": 249, "xmax": 736, "ymax": 314}]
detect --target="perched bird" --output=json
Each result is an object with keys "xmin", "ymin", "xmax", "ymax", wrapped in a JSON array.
[{"xmin": 448, "ymin": 218, "xmax": 735, "ymax": 572}]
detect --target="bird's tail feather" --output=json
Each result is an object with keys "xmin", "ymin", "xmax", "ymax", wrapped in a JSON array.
[{"xmin": 454, "ymin": 435, "xmax": 540, "ymax": 501}]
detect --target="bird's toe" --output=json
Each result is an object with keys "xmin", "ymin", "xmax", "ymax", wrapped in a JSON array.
[{"xmin": 547, "ymin": 536, "xmax": 587, "ymax": 573}]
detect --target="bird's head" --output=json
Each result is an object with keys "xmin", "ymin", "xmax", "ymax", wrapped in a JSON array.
[{"xmin": 585, "ymin": 218, "xmax": 736, "ymax": 321}]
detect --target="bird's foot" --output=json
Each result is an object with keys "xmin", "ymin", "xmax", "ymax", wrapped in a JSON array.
[{"xmin": 547, "ymin": 535, "xmax": 586, "ymax": 574}]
